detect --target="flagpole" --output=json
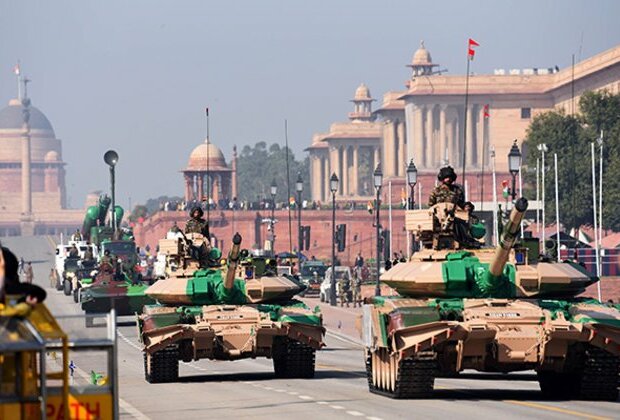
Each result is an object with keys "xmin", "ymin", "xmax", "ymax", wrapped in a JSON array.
[
  {"xmin": 598, "ymin": 130, "xmax": 603, "ymax": 275},
  {"xmin": 491, "ymin": 146, "xmax": 498, "ymax": 245},
  {"xmin": 285, "ymin": 119, "xmax": 293, "ymax": 254},
  {"xmin": 388, "ymin": 181, "xmax": 393, "ymax": 259},
  {"xmin": 591, "ymin": 142, "xmax": 602, "ymax": 301},
  {"xmin": 15, "ymin": 62, "xmax": 22, "ymax": 100},
  {"xmin": 461, "ymin": 56, "xmax": 471, "ymax": 190},
  {"xmin": 554, "ymin": 153, "xmax": 560, "ymax": 262},
  {"xmin": 536, "ymin": 157, "xmax": 540, "ymax": 234},
  {"xmin": 519, "ymin": 165, "xmax": 524, "ymax": 238},
  {"xmin": 480, "ymin": 110, "xmax": 486, "ymax": 213},
  {"xmin": 205, "ymin": 108, "xmax": 211, "ymax": 227}
]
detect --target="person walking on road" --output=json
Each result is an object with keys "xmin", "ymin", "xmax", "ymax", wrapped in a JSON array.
[
  {"xmin": 24, "ymin": 262, "xmax": 34, "ymax": 284},
  {"xmin": 49, "ymin": 268, "xmax": 59, "ymax": 288},
  {"xmin": 351, "ymin": 271, "xmax": 362, "ymax": 308}
]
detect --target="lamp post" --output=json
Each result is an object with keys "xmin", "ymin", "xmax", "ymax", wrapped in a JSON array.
[
  {"xmin": 406, "ymin": 159, "xmax": 418, "ymax": 210},
  {"xmin": 508, "ymin": 141, "xmax": 522, "ymax": 202},
  {"xmin": 104, "ymin": 150, "xmax": 119, "ymax": 236},
  {"xmin": 329, "ymin": 173, "xmax": 339, "ymax": 306},
  {"xmin": 270, "ymin": 179, "xmax": 277, "ymax": 255},
  {"xmin": 537, "ymin": 143, "xmax": 548, "ymax": 246},
  {"xmin": 296, "ymin": 172, "xmax": 303, "ymax": 256},
  {"xmin": 373, "ymin": 165, "xmax": 383, "ymax": 297}
]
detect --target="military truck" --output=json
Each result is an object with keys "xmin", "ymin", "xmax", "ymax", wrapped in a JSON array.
[
  {"xmin": 138, "ymin": 232, "xmax": 324, "ymax": 383},
  {"xmin": 362, "ymin": 198, "xmax": 620, "ymax": 400},
  {"xmin": 299, "ymin": 260, "xmax": 327, "ymax": 297}
]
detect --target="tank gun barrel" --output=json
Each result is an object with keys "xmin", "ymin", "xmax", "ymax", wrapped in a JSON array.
[
  {"xmin": 490, "ymin": 197, "xmax": 528, "ymax": 276},
  {"xmin": 225, "ymin": 233, "xmax": 243, "ymax": 290}
]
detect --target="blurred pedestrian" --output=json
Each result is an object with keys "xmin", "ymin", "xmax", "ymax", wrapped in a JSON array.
[{"xmin": 24, "ymin": 262, "xmax": 34, "ymax": 284}]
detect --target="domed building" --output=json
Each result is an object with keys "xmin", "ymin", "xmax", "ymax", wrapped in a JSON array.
[
  {"xmin": 0, "ymin": 97, "xmax": 67, "ymax": 214},
  {"xmin": 182, "ymin": 138, "xmax": 237, "ymax": 204}
]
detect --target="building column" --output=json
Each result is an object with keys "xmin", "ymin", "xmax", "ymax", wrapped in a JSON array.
[
  {"xmin": 439, "ymin": 105, "xmax": 447, "ymax": 165},
  {"xmin": 426, "ymin": 105, "xmax": 435, "ymax": 167},
  {"xmin": 342, "ymin": 145, "xmax": 349, "ymax": 196},
  {"xmin": 466, "ymin": 105, "xmax": 476, "ymax": 167},
  {"xmin": 373, "ymin": 147, "xmax": 380, "ymax": 171},
  {"xmin": 184, "ymin": 174, "xmax": 192, "ymax": 201},
  {"xmin": 413, "ymin": 104, "xmax": 424, "ymax": 168},
  {"xmin": 482, "ymin": 110, "xmax": 490, "ymax": 169},
  {"xmin": 352, "ymin": 145, "xmax": 359, "ymax": 196},
  {"xmin": 329, "ymin": 146, "xmax": 338, "ymax": 198},
  {"xmin": 197, "ymin": 174, "xmax": 204, "ymax": 201},
  {"xmin": 397, "ymin": 121, "xmax": 406, "ymax": 176}
]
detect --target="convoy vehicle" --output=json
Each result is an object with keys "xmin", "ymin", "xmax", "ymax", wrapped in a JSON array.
[
  {"xmin": 139, "ymin": 232, "xmax": 324, "ymax": 383},
  {"xmin": 299, "ymin": 260, "xmax": 327, "ymax": 296},
  {"xmin": 362, "ymin": 199, "xmax": 620, "ymax": 400}
]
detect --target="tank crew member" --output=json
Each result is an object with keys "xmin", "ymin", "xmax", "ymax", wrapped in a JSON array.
[
  {"xmin": 185, "ymin": 207, "xmax": 210, "ymax": 238},
  {"xmin": 83, "ymin": 246, "xmax": 94, "ymax": 261},
  {"xmin": 428, "ymin": 166, "xmax": 465, "ymax": 208},
  {"xmin": 72, "ymin": 229, "xmax": 83, "ymax": 242},
  {"xmin": 1, "ymin": 247, "xmax": 47, "ymax": 316}
]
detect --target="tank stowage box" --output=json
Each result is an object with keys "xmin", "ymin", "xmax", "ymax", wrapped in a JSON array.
[
  {"xmin": 139, "ymin": 232, "xmax": 324, "ymax": 383},
  {"xmin": 362, "ymin": 198, "xmax": 620, "ymax": 400}
]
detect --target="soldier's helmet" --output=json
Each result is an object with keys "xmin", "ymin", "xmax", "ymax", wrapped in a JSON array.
[
  {"xmin": 190, "ymin": 206, "xmax": 204, "ymax": 219},
  {"xmin": 438, "ymin": 166, "xmax": 457, "ymax": 182}
]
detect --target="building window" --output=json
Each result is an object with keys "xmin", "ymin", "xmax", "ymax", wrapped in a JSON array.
[{"xmin": 521, "ymin": 107, "xmax": 531, "ymax": 119}]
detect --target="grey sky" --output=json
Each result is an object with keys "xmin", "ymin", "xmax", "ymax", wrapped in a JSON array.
[{"xmin": 1, "ymin": 0, "xmax": 619, "ymax": 208}]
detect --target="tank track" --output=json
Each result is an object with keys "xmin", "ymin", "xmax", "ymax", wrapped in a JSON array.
[
  {"xmin": 366, "ymin": 351, "xmax": 437, "ymax": 398},
  {"xmin": 144, "ymin": 345, "xmax": 179, "ymax": 383},
  {"xmin": 538, "ymin": 346, "xmax": 619, "ymax": 401},
  {"xmin": 273, "ymin": 339, "xmax": 316, "ymax": 379}
]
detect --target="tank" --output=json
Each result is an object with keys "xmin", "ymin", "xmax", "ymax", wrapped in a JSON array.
[
  {"xmin": 362, "ymin": 198, "xmax": 620, "ymax": 400},
  {"xmin": 138, "ymin": 231, "xmax": 324, "ymax": 383}
]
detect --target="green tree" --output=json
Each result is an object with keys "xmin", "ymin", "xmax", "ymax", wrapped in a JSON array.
[
  {"xmin": 523, "ymin": 90, "xmax": 620, "ymax": 231},
  {"xmin": 236, "ymin": 141, "xmax": 310, "ymax": 203}
]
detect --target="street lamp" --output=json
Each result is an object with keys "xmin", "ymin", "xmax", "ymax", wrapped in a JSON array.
[
  {"xmin": 373, "ymin": 164, "xmax": 383, "ymax": 297},
  {"xmin": 406, "ymin": 159, "xmax": 418, "ymax": 210},
  {"xmin": 296, "ymin": 172, "xmax": 303, "ymax": 257},
  {"xmin": 537, "ymin": 143, "xmax": 548, "ymax": 246},
  {"xmin": 104, "ymin": 150, "xmax": 119, "ymax": 235},
  {"xmin": 508, "ymin": 140, "xmax": 522, "ymax": 202},
  {"xmin": 270, "ymin": 178, "xmax": 277, "ymax": 254},
  {"xmin": 329, "ymin": 173, "xmax": 339, "ymax": 306}
]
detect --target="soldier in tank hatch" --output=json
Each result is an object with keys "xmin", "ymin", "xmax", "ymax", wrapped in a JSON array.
[
  {"xmin": 428, "ymin": 166, "xmax": 465, "ymax": 208},
  {"xmin": 185, "ymin": 207, "xmax": 210, "ymax": 239}
]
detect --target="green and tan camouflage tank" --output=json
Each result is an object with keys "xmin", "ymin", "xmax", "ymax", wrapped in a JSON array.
[
  {"xmin": 138, "ymin": 232, "xmax": 324, "ymax": 383},
  {"xmin": 362, "ymin": 198, "xmax": 620, "ymax": 400}
]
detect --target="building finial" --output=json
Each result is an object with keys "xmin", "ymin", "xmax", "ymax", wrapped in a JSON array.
[
  {"xmin": 14, "ymin": 61, "xmax": 22, "ymax": 100},
  {"xmin": 23, "ymin": 77, "xmax": 31, "ymax": 101},
  {"xmin": 420, "ymin": 40, "xmax": 425, "ymax": 49}
]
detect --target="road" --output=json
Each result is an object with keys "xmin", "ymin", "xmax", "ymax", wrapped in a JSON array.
[{"xmin": 3, "ymin": 236, "xmax": 618, "ymax": 420}]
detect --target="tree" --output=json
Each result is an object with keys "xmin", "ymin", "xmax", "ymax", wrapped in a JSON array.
[
  {"xmin": 236, "ymin": 141, "xmax": 310, "ymax": 203},
  {"xmin": 523, "ymin": 90, "xmax": 620, "ymax": 231}
]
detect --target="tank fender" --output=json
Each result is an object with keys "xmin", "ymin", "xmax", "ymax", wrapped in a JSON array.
[
  {"xmin": 582, "ymin": 324, "xmax": 620, "ymax": 357},
  {"xmin": 391, "ymin": 321, "xmax": 458, "ymax": 358},
  {"xmin": 285, "ymin": 323, "xmax": 325, "ymax": 349},
  {"xmin": 143, "ymin": 324, "xmax": 205, "ymax": 354}
]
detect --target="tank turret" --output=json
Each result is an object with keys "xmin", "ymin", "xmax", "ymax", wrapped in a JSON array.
[
  {"xmin": 381, "ymin": 198, "xmax": 597, "ymax": 298},
  {"xmin": 145, "ymin": 232, "xmax": 304, "ymax": 305}
]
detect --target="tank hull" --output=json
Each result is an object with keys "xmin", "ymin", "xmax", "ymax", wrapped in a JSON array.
[
  {"xmin": 361, "ymin": 296, "xmax": 620, "ymax": 399},
  {"xmin": 139, "ymin": 302, "xmax": 324, "ymax": 383}
]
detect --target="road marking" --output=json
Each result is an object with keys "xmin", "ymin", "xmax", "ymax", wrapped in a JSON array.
[
  {"xmin": 366, "ymin": 417, "xmax": 384, "ymax": 420},
  {"xmin": 298, "ymin": 395, "xmax": 313, "ymax": 400},
  {"xmin": 316, "ymin": 401, "xmax": 328, "ymax": 405},
  {"xmin": 325, "ymin": 330, "xmax": 363, "ymax": 348},
  {"xmin": 287, "ymin": 391, "xmax": 299, "ymax": 395},
  {"xmin": 346, "ymin": 411, "xmax": 364, "ymax": 416},
  {"xmin": 504, "ymin": 400, "xmax": 611, "ymax": 420},
  {"xmin": 316, "ymin": 363, "xmax": 365, "ymax": 377},
  {"xmin": 119, "ymin": 399, "xmax": 151, "ymax": 420},
  {"xmin": 330, "ymin": 405, "xmax": 345, "ymax": 410}
]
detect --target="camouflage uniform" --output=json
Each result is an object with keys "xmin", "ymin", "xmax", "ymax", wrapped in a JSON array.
[
  {"xmin": 338, "ymin": 276, "xmax": 350, "ymax": 307},
  {"xmin": 351, "ymin": 275, "xmax": 362, "ymax": 308},
  {"xmin": 185, "ymin": 217, "xmax": 210, "ymax": 237},
  {"xmin": 428, "ymin": 183, "xmax": 465, "ymax": 208}
]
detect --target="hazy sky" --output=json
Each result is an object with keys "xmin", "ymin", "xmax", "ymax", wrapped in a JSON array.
[{"xmin": 1, "ymin": 0, "xmax": 619, "ymax": 208}]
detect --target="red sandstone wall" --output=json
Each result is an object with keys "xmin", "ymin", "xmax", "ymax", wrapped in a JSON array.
[{"xmin": 133, "ymin": 209, "xmax": 408, "ymax": 266}]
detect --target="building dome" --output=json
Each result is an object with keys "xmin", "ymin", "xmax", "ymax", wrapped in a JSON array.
[
  {"xmin": 354, "ymin": 83, "xmax": 372, "ymax": 101},
  {"xmin": 412, "ymin": 40, "xmax": 433, "ymax": 66},
  {"xmin": 187, "ymin": 138, "xmax": 228, "ymax": 170},
  {"xmin": 44, "ymin": 150, "xmax": 59, "ymax": 162},
  {"xmin": 0, "ymin": 99, "xmax": 55, "ymax": 135}
]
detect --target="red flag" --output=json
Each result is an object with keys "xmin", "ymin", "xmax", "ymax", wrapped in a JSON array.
[
  {"xmin": 467, "ymin": 38, "xmax": 480, "ymax": 60},
  {"xmin": 483, "ymin": 104, "xmax": 490, "ymax": 118},
  {"xmin": 205, "ymin": 107, "xmax": 209, "ymax": 116}
]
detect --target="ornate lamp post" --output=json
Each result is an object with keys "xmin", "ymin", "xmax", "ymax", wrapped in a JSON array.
[
  {"xmin": 296, "ymin": 172, "xmax": 303, "ymax": 256},
  {"xmin": 270, "ymin": 179, "xmax": 277, "ymax": 254},
  {"xmin": 508, "ymin": 140, "xmax": 522, "ymax": 202},
  {"xmin": 329, "ymin": 173, "xmax": 339, "ymax": 306},
  {"xmin": 373, "ymin": 165, "xmax": 383, "ymax": 297},
  {"xmin": 406, "ymin": 159, "xmax": 418, "ymax": 210},
  {"xmin": 104, "ymin": 150, "xmax": 119, "ymax": 235}
]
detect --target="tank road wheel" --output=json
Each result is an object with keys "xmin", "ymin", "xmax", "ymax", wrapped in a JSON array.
[
  {"xmin": 63, "ymin": 279, "xmax": 72, "ymax": 295},
  {"xmin": 144, "ymin": 346, "xmax": 179, "ymax": 383},
  {"xmin": 366, "ymin": 349, "xmax": 436, "ymax": 398},
  {"xmin": 273, "ymin": 338, "xmax": 316, "ymax": 379}
]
